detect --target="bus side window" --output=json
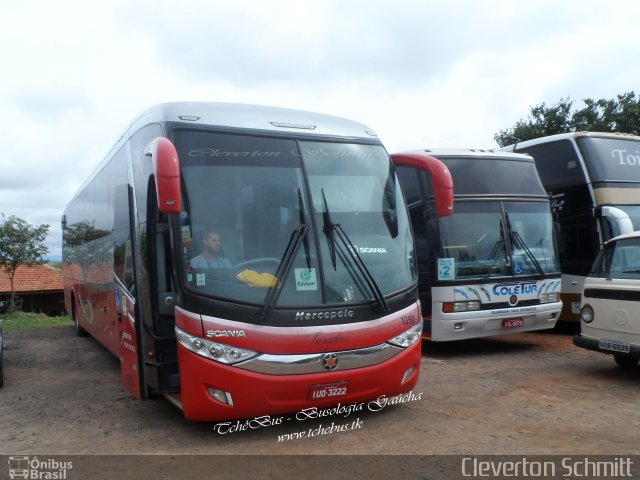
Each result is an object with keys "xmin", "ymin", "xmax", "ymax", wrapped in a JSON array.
[{"xmin": 396, "ymin": 166, "xmax": 434, "ymax": 272}]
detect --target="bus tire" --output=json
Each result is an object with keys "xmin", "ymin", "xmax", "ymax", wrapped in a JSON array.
[
  {"xmin": 614, "ymin": 354, "xmax": 638, "ymax": 369},
  {"xmin": 72, "ymin": 295, "xmax": 88, "ymax": 338}
]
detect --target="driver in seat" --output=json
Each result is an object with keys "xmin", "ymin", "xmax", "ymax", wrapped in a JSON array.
[{"xmin": 191, "ymin": 228, "xmax": 233, "ymax": 269}]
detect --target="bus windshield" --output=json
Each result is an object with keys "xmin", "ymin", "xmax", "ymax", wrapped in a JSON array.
[
  {"xmin": 437, "ymin": 201, "xmax": 559, "ymax": 280},
  {"xmin": 175, "ymin": 130, "xmax": 415, "ymax": 308}
]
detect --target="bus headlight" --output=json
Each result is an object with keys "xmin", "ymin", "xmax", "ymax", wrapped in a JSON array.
[
  {"xmin": 580, "ymin": 305, "xmax": 595, "ymax": 324},
  {"xmin": 442, "ymin": 301, "xmax": 481, "ymax": 313},
  {"xmin": 387, "ymin": 320, "xmax": 423, "ymax": 348},
  {"xmin": 540, "ymin": 293, "xmax": 559, "ymax": 303},
  {"xmin": 176, "ymin": 326, "xmax": 259, "ymax": 365}
]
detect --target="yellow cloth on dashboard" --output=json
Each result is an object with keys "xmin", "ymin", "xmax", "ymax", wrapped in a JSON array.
[{"xmin": 236, "ymin": 269, "xmax": 278, "ymax": 288}]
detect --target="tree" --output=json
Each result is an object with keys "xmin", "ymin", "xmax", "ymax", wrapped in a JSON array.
[
  {"xmin": 494, "ymin": 91, "xmax": 640, "ymax": 147},
  {"xmin": 0, "ymin": 214, "xmax": 50, "ymax": 311}
]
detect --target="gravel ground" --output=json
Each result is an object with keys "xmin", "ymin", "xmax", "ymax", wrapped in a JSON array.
[{"xmin": 0, "ymin": 322, "xmax": 638, "ymax": 477}]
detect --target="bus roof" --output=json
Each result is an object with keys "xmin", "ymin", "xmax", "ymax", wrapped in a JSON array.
[
  {"xmin": 65, "ymin": 102, "xmax": 381, "ymax": 212},
  {"xmin": 402, "ymin": 148, "xmax": 534, "ymax": 162},
  {"xmin": 502, "ymin": 131, "xmax": 640, "ymax": 151},
  {"xmin": 395, "ymin": 149, "xmax": 546, "ymax": 198},
  {"xmin": 129, "ymin": 102, "xmax": 379, "ymax": 140}
]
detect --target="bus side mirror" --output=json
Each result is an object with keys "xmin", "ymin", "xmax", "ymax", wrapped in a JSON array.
[
  {"xmin": 145, "ymin": 137, "xmax": 182, "ymax": 214},
  {"xmin": 598, "ymin": 205, "xmax": 634, "ymax": 238},
  {"xmin": 391, "ymin": 152, "xmax": 454, "ymax": 217}
]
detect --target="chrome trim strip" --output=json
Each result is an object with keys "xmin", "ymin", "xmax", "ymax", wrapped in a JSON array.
[{"xmin": 235, "ymin": 342, "xmax": 404, "ymax": 375}]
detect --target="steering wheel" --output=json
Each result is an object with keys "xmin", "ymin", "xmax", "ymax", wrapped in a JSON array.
[{"xmin": 234, "ymin": 258, "xmax": 281, "ymax": 269}]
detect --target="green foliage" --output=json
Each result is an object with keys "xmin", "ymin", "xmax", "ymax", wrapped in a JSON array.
[
  {"xmin": 1, "ymin": 311, "xmax": 71, "ymax": 331},
  {"xmin": 0, "ymin": 214, "xmax": 51, "ymax": 311},
  {"xmin": 495, "ymin": 91, "xmax": 640, "ymax": 147}
]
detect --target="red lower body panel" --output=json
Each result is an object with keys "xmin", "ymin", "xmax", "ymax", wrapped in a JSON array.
[{"xmin": 177, "ymin": 341, "xmax": 421, "ymax": 421}]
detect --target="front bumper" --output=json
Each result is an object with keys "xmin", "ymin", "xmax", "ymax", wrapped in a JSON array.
[
  {"xmin": 177, "ymin": 339, "xmax": 421, "ymax": 421},
  {"xmin": 573, "ymin": 334, "xmax": 640, "ymax": 359},
  {"xmin": 431, "ymin": 301, "xmax": 561, "ymax": 341}
]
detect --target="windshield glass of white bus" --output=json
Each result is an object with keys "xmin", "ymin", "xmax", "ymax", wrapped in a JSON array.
[
  {"xmin": 437, "ymin": 201, "xmax": 559, "ymax": 280},
  {"xmin": 175, "ymin": 131, "xmax": 415, "ymax": 308},
  {"xmin": 504, "ymin": 202, "xmax": 560, "ymax": 276},
  {"xmin": 438, "ymin": 201, "xmax": 511, "ymax": 279}
]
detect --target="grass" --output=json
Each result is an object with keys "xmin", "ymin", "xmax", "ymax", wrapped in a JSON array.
[{"xmin": 1, "ymin": 311, "xmax": 72, "ymax": 331}]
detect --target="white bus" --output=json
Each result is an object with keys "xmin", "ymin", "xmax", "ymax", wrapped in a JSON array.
[
  {"xmin": 503, "ymin": 132, "xmax": 640, "ymax": 322},
  {"xmin": 393, "ymin": 149, "xmax": 562, "ymax": 341}
]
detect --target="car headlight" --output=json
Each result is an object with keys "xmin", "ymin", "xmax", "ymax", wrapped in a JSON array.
[
  {"xmin": 388, "ymin": 320, "xmax": 423, "ymax": 347},
  {"xmin": 580, "ymin": 304, "xmax": 595, "ymax": 324},
  {"xmin": 175, "ymin": 326, "xmax": 258, "ymax": 364}
]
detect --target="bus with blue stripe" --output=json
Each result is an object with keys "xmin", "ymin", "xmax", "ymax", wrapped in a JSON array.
[{"xmin": 393, "ymin": 149, "xmax": 562, "ymax": 341}]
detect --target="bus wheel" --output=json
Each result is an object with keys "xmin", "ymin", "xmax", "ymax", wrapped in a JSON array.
[
  {"xmin": 72, "ymin": 296, "xmax": 88, "ymax": 338},
  {"xmin": 614, "ymin": 354, "xmax": 638, "ymax": 369}
]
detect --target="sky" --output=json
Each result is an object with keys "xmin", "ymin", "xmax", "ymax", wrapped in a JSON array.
[{"xmin": 1, "ymin": 0, "xmax": 640, "ymax": 260}]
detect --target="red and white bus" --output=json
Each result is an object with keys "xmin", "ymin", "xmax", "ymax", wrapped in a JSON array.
[
  {"xmin": 393, "ymin": 150, "xmax": 562, "ymax": 341},
  {"xmin": 62, "ymin": 102, "xmax": 452, "ymax": 421}
]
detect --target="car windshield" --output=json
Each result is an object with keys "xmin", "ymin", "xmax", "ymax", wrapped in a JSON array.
[
  {"xmin": 174, "ymin": 130, "xmax": 415, "ymax": 308},
  {"xmin": 592, "ymin": 237, "xmax": 640, "ymax": 279}
]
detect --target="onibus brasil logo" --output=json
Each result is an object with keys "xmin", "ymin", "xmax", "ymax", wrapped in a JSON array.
[{"xmin": 8, "ymin": 456, "xmax": 73, "ymax": 479}]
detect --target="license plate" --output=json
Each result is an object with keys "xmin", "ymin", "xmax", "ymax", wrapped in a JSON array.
[
  {"xmin": 502, "ymin": 318, "xmax": 524, "ymax": 328},
  {"xmin": 309, "ymin": 381, "xmax": 349, "ymax": 401},
  {"xmin": 599, "ymin": 339, "xmax": 631, "ymax": 353}
]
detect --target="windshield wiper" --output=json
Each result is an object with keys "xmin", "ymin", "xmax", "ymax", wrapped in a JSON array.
[
  {"xmin": 297, "ymin": 188, "xmax": 311, "ymax": 269},
  {"xmin": 483, "ymin": 243, "xmax": 499, "ymax": 279},
  {"xmin": 505, "ymin": 213, "xmax": 544, "ymax": 276},
  {"xmin": 483, "ymin": 220, "xmax": 505, "ymax": 280},
  {"xmin": 321, "ymin": 188, "xmax": 389, "ymax": 312},
  {"xmin": 258, "ymin": 224, "xmax": 309, "ymax": 321},
  {"xmin": 321, "ymin": 189, "xmax": 337, "ymax": 270}
]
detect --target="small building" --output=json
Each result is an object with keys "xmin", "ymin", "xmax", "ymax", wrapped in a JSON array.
[{"xmin": 0, "ymin": 264, "xmax": 64, "ymax": 316}]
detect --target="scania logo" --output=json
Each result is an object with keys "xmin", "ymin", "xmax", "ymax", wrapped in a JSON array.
[
  {"xmin": 322, "ymin": 353, "xmax": 339, "ymax": 371},
  {"xmin": 357, "ymin": 247, "xmax": 387, "ymax": 254},
  {"xmin": 509, "ymin": 295, "xmax": 518, "ymax": 306},
  {"xmin": 206, "ymin": 330, "xmax": 246, "ymax": 338}
]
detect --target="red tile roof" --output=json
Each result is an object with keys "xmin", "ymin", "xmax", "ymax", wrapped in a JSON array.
[{"xmin": 0, "ymin": 264, "xmax": 63, "ymax": 294}]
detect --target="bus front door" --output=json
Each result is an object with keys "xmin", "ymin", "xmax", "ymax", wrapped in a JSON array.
[{"xmin": 117, "ymin": 287, "xmax": 143, "ymax": 399}]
